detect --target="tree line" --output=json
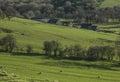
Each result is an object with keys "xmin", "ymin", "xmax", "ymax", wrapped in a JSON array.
[
  {"xmin": 1, "ymin": 34, "xmax": 120, "ymax": 62},
  {"xmin": 0, "ymin": 0, "xmax": 120, "ymax": 23},
  {"xmin": 43, "ymin": 40, "xmax": 118, "ymax": 61}
]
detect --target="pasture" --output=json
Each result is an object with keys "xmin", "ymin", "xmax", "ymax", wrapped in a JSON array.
[{"xmin": 0, "ymin": 18, "xmax": 120, "ymax": 82}]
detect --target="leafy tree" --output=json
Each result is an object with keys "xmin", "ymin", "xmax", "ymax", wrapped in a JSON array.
[
  {"xmin": 0, "ymin": 9, "xmax": 6, "ymax": 19},
  {"xmin": 51, "ymin": 40, "xmax": 62, "ymax": 56},
  {"xmin": 26, "ymin": 45, "xmax": 33, "ymax": 53},
  {"xmin": 63, "ymin": 44, "xmax": 84, "ymax": 58},
  {"xmin": 87, "ymin": 46, "xmax": 115, "ymax": 61},
  {"xmin": 23, "ymin": 10, "xmax": 35, "ymax": 19},
  {"xmin": 0, "ymin": 34, "xmax": 17, "ymax": 52},
  {"xmin": 115, "ymin": 36, "xmax": 120, "ymax": 61},
  {"xmin": 43, "ymin": 41, "xmax": 54, "ymax": 55},
  {"xmin": 87, "ymin": 46, "xmax": 100, "ymax": 60},
  {"xmin": 43, "ymin": 40, "xmax": 62, "ymax": 56}
]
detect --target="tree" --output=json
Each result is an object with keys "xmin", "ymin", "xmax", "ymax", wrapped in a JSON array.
[
  {"xmin": 87, "ymin": 46, "xmax": 115, "ymax": 61},
  {"xmin": 23, "ymin": 10, "xmax": 35, "ymax": 19},
  {"xmin": 74, "ymin": 45, "xmax": 84, "ymax": 58},
  {"xmin": 115, "ymin": 36, "xmax": 120, "ymax": 61},
  {"xmin": 0, "ymin": 34, "xmax": 17, "ymax": 52},
  {"xmin": 87, "ymin": 46, "xmax": 100, "ymax": 60},
  {"xmin": 0, "ymin": 9, "xmax": 6, "ymax": 19},
  {"xmin": 43, "ymin": 41, "xmax": 54, "ymax": 55},
  {"xmin": 51, "ymin": 40, "xmax": 62, "ymax": 56},
  {"xmin": 63, "ymin": 44, "xmax": 84, "ymax": 58},
  {"xmin": 26, "ymin": 45, "xmax": 33, "ymax": 53},
  {"xmin": 43, "ymin": 40, "xmax": 62, "ymax": 56}
]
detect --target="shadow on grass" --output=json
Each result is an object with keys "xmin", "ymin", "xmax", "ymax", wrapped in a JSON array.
[
  {"xmin": 36, "ymin": 60, "xmax": 120, "ymax": 71},
  {"xmin": 112, "ymin": 63, "xmax": 120, "ymax": 67},
  {"xmin": 11, "ymin": 52, "xmax": 44, "ymax": 56},
  {"xmin": 10, "ymin": 52, "xmax": 120, "ymax": 71}
]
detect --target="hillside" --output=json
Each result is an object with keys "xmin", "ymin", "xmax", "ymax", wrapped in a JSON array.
[
  {"xmin": 0, "ymin": 18, "xmax": 117, "ymax": 51},
  {"xmin": 0, "ymin": 53, "xmax": 120, "ymax": 82},
  {"xmin": 100, "ymin": 0, "xmax": 120, "ymax": 8},
  {"xmin": 0, "ymin": 0, "xmax": 119, "ymax": 24},
  {"xmin": 0, "ymin": 18, "xmax": 120, "ymax": 82}
]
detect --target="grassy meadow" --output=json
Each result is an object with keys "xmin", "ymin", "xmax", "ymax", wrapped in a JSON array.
[
  {"xmin": 0, "ymin": 18, "xmax": 120, "ymax": 82},
  {"xmin": 0, "ymin": 18, "xmax": 118, "ymax": 50},
  {"xmin": 100, "ymin": 0, "xmax": 120, "ymax": 8},
  {"xmin": 0, "ymin": 53, "xmax": 120, "ymax": 82}
]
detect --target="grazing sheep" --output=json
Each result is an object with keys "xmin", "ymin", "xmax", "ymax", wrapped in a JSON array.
[
  {"xmin": 53, "ymin": 80, "xmax": 59, "ymax": 82},
  {"xmin": 45, "ymin": 78, "xmax": 50, "ymax": 82},
  {"xmin": 11, "ymin": 73, "xmax": 17, "ymax": 77},
  {"xmin": 97, "ymin": 75, "xmax": 101, "ymax": 79},
  {"xmin": 21, "ymin": 33, "xmax": 25, "ymax": 35},
  {"xmin": 2, "ymin": 71, "xmax": 8, "ymax": 75},
  {"xmin": 60, "ymin": 70, "xmax": 63, "ymax": 72},
  {"xmin": 0, "ymin": 66, "xmax": 3, "ymax": 69},
  {"xmin": 38, "ymin": 72, "xmax": 43, "ymax": 75},
  {"xmin": 0, "ymin": 71, "xmax": 8, "ymax": 76}
]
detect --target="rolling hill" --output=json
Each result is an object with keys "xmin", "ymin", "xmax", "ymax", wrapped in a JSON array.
[
  {"xmin": 0, "ymin": 18, "xmax": 117, "ymax": 51},
  {"xmin": 0, "ymin": 18, "xmax": 120, "ymax": 82},
  {"xmin": 0, "ymin": 53, "xmax": 120, "ymax": 82},
  {"xmin": 100, "ymin": 0, "xmax": 120, "ymax": 8}
]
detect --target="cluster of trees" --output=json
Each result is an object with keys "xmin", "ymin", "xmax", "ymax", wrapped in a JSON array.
[
  {"xmin": 43, "ymin": 40, "xmax": 62, "ymax": 56},
  {"xmin": 0, "ymin": 34, "xmax": 120, "ymax": 62},
  {"xmin": 43, "ymin": 40, "xmax": 120, "ymax": 61},
  {"xmin": 0, "ymin": 34, "xmax": 33, "ymax": 53},
  {"xmin": 0, "ymin": 0, "xmax": 119, "ymax": 23}
]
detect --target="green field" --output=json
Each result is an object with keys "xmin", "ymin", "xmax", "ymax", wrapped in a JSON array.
[
  {"xmin": 100, "ymin": 0, "xmax": 120, "ymax": 8},
  {"xmin": 0, "ymin": 18, "xmax": 120, "ymax": 82},
  {"xmin": 0, "ymin": 18, "xmax": 118, "ymax": 50},
  {"xmin": 0, "ymin": 53, "xmax": 120, "ymax": 82}
]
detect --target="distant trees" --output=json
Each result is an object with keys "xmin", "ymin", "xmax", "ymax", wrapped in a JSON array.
[
  {"xmin": 43, "ymin": 40, "xmax": 62, "ymax": 56},
  {"xmin": 63, "ymin": 45, "xmax": 84, "ymax": 58},
  {"xmin": 0, "ymin": 33, "xmax": 117, "ymax": 62},
  {"xmin": 115, "ymin": 36, "xmax": 120, "ymax": 61},
  {"xmin": 0, "ymin": 0, "xmax": 119, "ymax": 23},
  {"xmin": 87, "ymin": 46, "xmax": 115, "ymax": 61},
  {"xmin": 43, "ymin": 40, "xmax": 116, "ymax": 61},
  {"xmin": 0, "ymin": 34, "xmax": 17, "ymax": 52}
]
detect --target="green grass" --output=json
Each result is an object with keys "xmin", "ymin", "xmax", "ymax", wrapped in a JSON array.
[
  {"xmin": 0, "ymin": 18, "xmax": 120, "ymax": 82},
  {"xmin": 0, "ymin": 18, "xmax": 118, "ymax": 51},
  {"xmin": 97, "ymin": 23, "xmax": 120, "ymax": 34},
  {"xmin": 0, "ymin": 53, "xmax": 120, "ymax": 82},
  {"xmin": 100, "ymin": 0, "xmax": 120, "ymax": 8}
]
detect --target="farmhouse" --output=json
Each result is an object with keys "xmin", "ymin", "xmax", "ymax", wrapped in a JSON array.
[
  {"xmin": 81, "ymin": 23, "xmax": 97, "ymax": 31},
  {"xmin": 48, "ymin": 19, "xmax": 59, "ymax": 24},
  {"xmin": 31, "ymin": 18, "xmax": 49, "ymax": 23},
  {"xmin": 31, "ymin": 18, "xmax": 74, "ymax": 27},
  {"xmin": 31, "ymin": 18, "xmax": 97, "ymax": 31}
]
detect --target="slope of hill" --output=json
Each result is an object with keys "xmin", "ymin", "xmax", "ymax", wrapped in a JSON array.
[
  {"xmin": 0, "ymin": 53, "xmax": 120, "ymax": 82},
  {"xmin": 0, "ymin": 18, "xmax": 120, "ymax": 82},
  {"xmin": 0, "ymin": 18, "xmax": 117, "ymax": 50},
  {"xmin": 100, "ymin": 0, "xmax": 120, "ymax": 8}
]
